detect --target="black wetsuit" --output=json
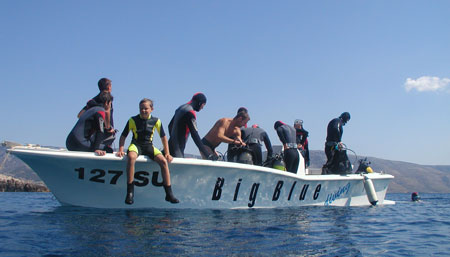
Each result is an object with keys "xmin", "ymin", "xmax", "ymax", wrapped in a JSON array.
[
  {"xmin": 168, "ymin": 103, "xmax": 210, "ymax": 157},
  {"xmin": 66, "ymin": 106, "xmax": 112, "ymax": 152},
  {"xmin": 275, "ymin": 122, "xmax": 299, "ymax": 173},
  {"xmin": 82, "ymin": 93, "xmax": 114, "ymax": 128},
  {"xmin": 325, "ymin": 118, "xmax": 343, "ymax": 161},
  {"xmin": 323, "ymin": 117, "xmax": 351, "ymax": 174},
  {"xmin": 296, "ymin": 127, "xmax": 310, "ymax": 166},
  {"xmin": 240, "ymin": 127, "xmax": 273, "ymax": 165},
  {"xmin": 80, "ymin": 94, "xmax": 115, "ymax": 149}
]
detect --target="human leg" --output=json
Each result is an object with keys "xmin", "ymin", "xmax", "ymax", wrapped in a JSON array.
[
  {"xmin": 125, "ymin": 149, "xmax": 138, "ymax": 205},
  {"xmin": 154, "ymin": 151, "xmax": 179, "ymax": 204}
]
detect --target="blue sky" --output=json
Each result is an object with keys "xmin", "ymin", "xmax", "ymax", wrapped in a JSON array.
[{"xmin": 1, "ymin": 1, "xmax": 449, "ymax": 165}]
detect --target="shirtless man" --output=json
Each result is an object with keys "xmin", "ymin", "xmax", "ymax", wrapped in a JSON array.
[{"xmin": 201, "ymin": 111, "xmax": 250, "ymax": 159}]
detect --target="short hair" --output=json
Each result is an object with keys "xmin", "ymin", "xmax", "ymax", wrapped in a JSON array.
[
  {"xmin": 139, "ymin": 98, "xmax": 153, "ymax": 108},
  {"xmin": 97, "ymin": 92, "xmax": 113, "ymax": 104},
  {"xmin": 98, "ymin": 78, "xmax": 112, "ymax": 91},
  {"xmin": 234, "ymin": 111, "xmax": 249, "ymax": 120},
  {"xmin": 237, "ymin": 107, "xmax": 248, "ymax": 114}
]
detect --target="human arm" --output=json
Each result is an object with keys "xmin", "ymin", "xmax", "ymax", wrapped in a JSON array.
[
  {"xmin": 161, "ymin": 135, "xmax": 173, "ymax": 163},
  {"xmin": 116, "ymin": 135, "xmax": 127, "ymax": 157},
  {"xmin": 262, "ymin": 132, "xmax": 273, "ymax": 158},
  {"xmin": 275, "ymin": 127, "xmax": 288, "ymax": 150},
  {"xmin": 215, "ymin": 119, "xmax": 244, "ymax": 145},
  {"xmin": 186, "ymin": 117, "xmax": 211, "ymax": 158},
  {"xmin": 116, "ymin": 120, "xmax": 130, "ymax": 157},
  {"xmin": 156, "ymin": 120, "xmax": 173, "ymax": 162},
  {"xmin": 92, "ymin": 112, "xmax": 106, "ymax": 156},
  {"xmin": 232, "ymin": 127, "xmax": 246, "ymax": 146}
]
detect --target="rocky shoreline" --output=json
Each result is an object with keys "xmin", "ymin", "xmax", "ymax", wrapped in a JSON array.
[{"xmin": 0, "ymin": 174, "xmax": 49, "ymax": 192}]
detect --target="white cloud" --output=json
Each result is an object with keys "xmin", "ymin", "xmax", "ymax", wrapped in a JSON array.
[{"xmin": 404, "ymin": 76, "xmax": 450, "ymax": 92}]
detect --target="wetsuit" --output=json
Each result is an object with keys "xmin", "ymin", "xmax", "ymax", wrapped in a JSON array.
[
  {"xmin": 240, "ymin": 126, "xmax": 273, "ymax": 165},
  {"xmin": 296, "ymin": 127, "xmax": 310, "ymax": 166},
  {"xmin": 168, "ymin": 103, "xmax": 210, "ymax": 158},
  {"xmin": 275, "ymin": 121, "xmax": 299, "ymax": 173},
  {"xmin": 325, "ymin": 117, "xmax": 343, "ymax": 161},
  {"xmin": 80, "ymin": 94, "xmax": 115, "ymax": 150},
  {"xmin": 121, "ymin": 114, "xmax": 164, "ymax": 159},
  {"xmin": 66, "ymin": 106, "xmax": 112, "ymax": 152},
  {"xmin": 323, "ymin": 117, "xmax": 351, "ymax": 174},
  {"xmin": 82, "ymin": 93, "xmax": 114, "ymax": 128}
]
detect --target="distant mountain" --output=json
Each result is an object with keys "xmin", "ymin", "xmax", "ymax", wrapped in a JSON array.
[
  {"xmin": 0, "ymin": 146, "xmax": 41, "ymax": 182},
  {"xmin": 307, "ymin": 150, "xmax": 450, "ymax": 193},
  {"xmin": 1, "ymin": 146, "xmax": 449, "ymax": 193}
]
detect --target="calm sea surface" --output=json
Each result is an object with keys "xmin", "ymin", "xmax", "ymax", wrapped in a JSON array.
[{"xmin": 0, "ymin": 193, "xmax": 449, "ymax": 256}]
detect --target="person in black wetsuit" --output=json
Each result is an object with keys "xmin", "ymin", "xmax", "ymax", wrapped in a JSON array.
[
  {"xmin": 240, "ymin": 124, "xmax": 273, "ymax": 165},
  {"xmin": 116, "ymin": 98, "xmax": 178, "ymax": 205},
  {"xmin": 294, "ymin": 119, "xmax": 310, "ymax": 167},
  {"xmin": 77, "ymin": 78, "xmax": 116, "ymax": 151},
  {"xmin": 168, "ymin": 93, "xmax": 213, "ymax": 159},
  {"xmin": 274, "ymin": 121, "xmax": 299, "ymax": 173},
  {"xmin": 323, "ymin": 112, "xmax": 351, "ymax": 174},
  {"xmin": 66, "ymin": 92, "xmax": 114, "ymax": 156}
]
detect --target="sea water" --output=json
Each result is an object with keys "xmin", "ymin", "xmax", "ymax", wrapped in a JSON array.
[{"xmin": 0, "ymin": 193, "xmax": 449, "ymax": 256}]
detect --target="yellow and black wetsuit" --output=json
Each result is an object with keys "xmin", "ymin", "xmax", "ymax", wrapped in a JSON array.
[{"xmin": 120, "ymin": 114, "xmax": 165, "ymax": 159}]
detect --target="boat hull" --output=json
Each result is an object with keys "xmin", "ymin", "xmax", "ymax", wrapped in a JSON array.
[{"xmin": 9, "ymin": 147, "xmax": 394, "ymax": 209}]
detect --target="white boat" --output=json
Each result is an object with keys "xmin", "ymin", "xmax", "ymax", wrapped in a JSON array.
[{"xmin": 7, "ymin": 144, "xmax": 395, "ymax": 209}]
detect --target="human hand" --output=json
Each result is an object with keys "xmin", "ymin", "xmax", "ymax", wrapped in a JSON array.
[
  {"xmin": 116, "ymin": 151, "xmax": 126, "ymax": 158},
  {"xmin": 165, "ymin": 153, "xmax": 173, "ymax": 163},
  {"xmin": 208, "ymin": 154, "xmax": 219, "ymax": 161},
  {"xmin": 95, "ymin": 150, "xmax": 106, "ymax": 156}
]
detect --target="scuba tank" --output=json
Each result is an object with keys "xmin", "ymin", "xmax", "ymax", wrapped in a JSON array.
[
  {"xmin": 237, "ymin": 151, "xmax": 253, "ymax": 164},
  {"xmin": 356, "ymin": 158, "xmax": 373, "ymax": 174},
  {"xmin": 268, "ymin": 153, "xmax": 286, "ymax": 171}
]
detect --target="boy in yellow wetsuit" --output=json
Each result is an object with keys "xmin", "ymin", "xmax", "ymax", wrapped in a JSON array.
[{"xmin": 116, "ymin": 98, "xmax": 179, "ymax": 204}]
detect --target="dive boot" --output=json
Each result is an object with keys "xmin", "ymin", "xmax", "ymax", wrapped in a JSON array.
[
  {"xmin": 164, "ymin": 185, "xmax": 179, "ymax": 204},
  {"xmin": 125, "ymin": 182, "xmax": 134, "ymax": 205}
]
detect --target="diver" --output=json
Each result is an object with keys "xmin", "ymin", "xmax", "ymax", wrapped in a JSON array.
[
  {"xmin": 274, "ymin": 121, "xmax": 299, "ymax": 173},
  {"xmin": 116, "ymin": 98, "xmax": 178, "ymax": 205},
  {"xmin": 294, "ymin": 119, "xmax": 310, "ymax": 167},
  {"xmin": 66, "ymin": 92, "xmax": 114, "ymax": 156},
  {"xmin": 77, "ymin": 78, "xmax": 116, "ymax": 151},
  {"xmin": 227, "ymin": 107, "xmax": 249, "ymax": 162},
  {"xmin": 202, "ymin": 111, "xmax": 250, "ymax": 159},
  {"xmin": 168, "ymin": 93, "xmax": 212, "ymax": 159},
  {"xmin": 239, "ymin": 124, "xmax": 273, "ymax": 166},
  {"xmin": 411, "ymin": 192, "xmax": 421, "ymax": 201},
  {"xmin": 322, "ymin": 112, "xmax": 352, "ymax": 175}
]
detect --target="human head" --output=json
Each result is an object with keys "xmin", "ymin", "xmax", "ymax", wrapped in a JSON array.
[
  {"xmin": 237, "ymin": 107, "xmax": 248, "ymax": 114},
  {"xmin": 252, "ymin": 124, "xmax": 259, "ymax": 128},
  {"xmin": 139, "ymin": 98, "xmax": 154, "ymax": 119},
  {"xmin": 98, "ymin": 78, "xmax": 112, "ymax": 92},
  {"xmin": 274, "ymin": 121, "xmax": 284, "ymax": 130},
  {"xmin": 294, "ymin": 119, "xmax": 303, "ymax": 128},
  {"xmin": 339, "ymin": 112, "xmax": 351, "ymax": 125},
  {"xmin": 97, "ymin": 92, "xmax": 113, "ymax": 111},
  {"xmin": 234, "ymin": 111, "xmax": 250, "ymax": 127},
  {"xmin": 190, "ymin": 93, "xmax": 207, "ymax": 112}
]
